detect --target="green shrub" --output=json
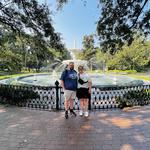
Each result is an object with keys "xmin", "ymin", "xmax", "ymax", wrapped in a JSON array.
[
  {"xmin": 117, "ymin": 89, "xmax": 150, "ymax": 109},
  {"xmin": 0, "ymin": 85, "xmax": 40, "ymax": 105}
]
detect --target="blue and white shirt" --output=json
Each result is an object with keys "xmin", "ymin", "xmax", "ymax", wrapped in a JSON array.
[{"xmin": 60, "ymin": 69, "xmax": 77, "ymax": 91}]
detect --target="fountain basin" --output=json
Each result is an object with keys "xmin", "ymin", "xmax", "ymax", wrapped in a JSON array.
[{"xmin": 0, "ymin": 73, "xmax": 145, "ymax": 87}]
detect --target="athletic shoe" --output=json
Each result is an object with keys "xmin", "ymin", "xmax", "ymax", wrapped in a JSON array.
[
  {"xmin": 70, "ymin": 109, "xmax": 77, "ymax": 117},
  {"xmin": 65, "ymin": 111, "xmax": 68, "ymax": 119},
  {"xmin": 84, "ymin": 111, "xmax": 89, "ymax": 117},
  {"xmin": 79, "ymin": 110, "xmax": 83, "ymax": 116}
]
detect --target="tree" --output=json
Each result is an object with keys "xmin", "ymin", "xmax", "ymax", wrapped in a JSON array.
[
  {"xmin": 77, "ymin": 34, "xmax": 96, "ymax": 61},
  {"xmin": 82, "ymin": 35, "xmax": 94, "ymax": 49},
  {"xmin": 0, "ymin": 27, "xmax": 68, "ymax": 72},
  {"xmin": 0, "ymin": 0, "xmax": 65, "ymax": 50},
  {"xmin": 57, "ymin": 0, "xmax": 150, "ymax": 54},
  {"xmin": 0, "ymin": 45, "xmax": 22, "ymax": 72},
  {"xmin": 107, "ymin": 37, "xmax": 150, "ymax": 71},
  {"xmin": 97, "ymin": 0, "xmax": 150, "ymax": 54}
]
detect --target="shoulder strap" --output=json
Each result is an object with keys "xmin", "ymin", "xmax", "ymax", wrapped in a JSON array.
[
  {"xmin": 78, "ymin": 73, "xmax": 81, "ymax": 79},
  {"xmin": 62, "ymin": 69, "xmax": 68, "ymax": 76},
  {"xmin": 65, "ymin": 69, "xmax": 68, "ymax": 74},
  {"xmin": 74, "ymin": 70, "xmax": 77, "ymax": 73}
]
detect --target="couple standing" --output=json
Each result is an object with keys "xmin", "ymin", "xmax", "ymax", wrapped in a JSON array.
[{"xmin": 60, "ymin": 62, "xmax": 92, "ymax": 119}]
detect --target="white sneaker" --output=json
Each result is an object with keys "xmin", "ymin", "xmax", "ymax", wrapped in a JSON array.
[
  {"xmin": 79, "ymin": 110, "xmax": 83, "ymax": 116},
  {"xmin": 84, "ymin": 111, "xmax": 89, "ymax": 117}
]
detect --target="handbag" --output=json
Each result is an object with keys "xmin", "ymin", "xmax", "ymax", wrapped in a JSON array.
[{"xmin": 78, "ymin": 74, "xmax": 88, "ymax": 85}]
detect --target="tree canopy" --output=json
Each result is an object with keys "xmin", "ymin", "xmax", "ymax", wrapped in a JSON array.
[
  {"xmin": 0, "ymin": 0, "xmax": 70, "ymax": 72},
  {"xmin": 96, "ymin": 36, "xmax": 150, "ymax": 71},
  {"xmin": 0, "ymin": 28, "xmax": 69, "ymax": 72},
  {"xmin": 0, "ymin": 0, "xmax": 64, "ymax": 50},
  {"xmin": 82, "ymin": 34, "xmax": 94, "ymax": 50},
  {"xmin": 97, "ymin": 0, "xmax": 150, "ymax": 54},
  {"xmin": 112, "ymin": 43, "xmax": 149, "ymax": 71}
]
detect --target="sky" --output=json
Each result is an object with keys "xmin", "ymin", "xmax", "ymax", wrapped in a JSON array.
[{"xmin": 39, "ymin": 0, "xmax": 100, "ymax": 49}]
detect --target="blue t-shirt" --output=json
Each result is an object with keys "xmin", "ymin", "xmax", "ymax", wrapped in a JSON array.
[{"xmin": 60, "ymin": 69, "xmax": 77, "ymax": 91}]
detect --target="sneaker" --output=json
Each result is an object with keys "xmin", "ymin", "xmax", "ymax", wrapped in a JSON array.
[
  {"xmin": 84, "ymin": 111, "xmax": 89, "ymax": 117},
  {"xmin": 79, "ymin": 110, "xmax": 83, "ymax": 116},
  {"xmin": 65, "ymin": 111, "xmax": 68, "ymax": 119},
  {"xmin": 70, "ymin": 109, "xmax": 77, "ymax": 117}
]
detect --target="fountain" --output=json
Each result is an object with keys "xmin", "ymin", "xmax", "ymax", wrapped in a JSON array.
[
  {"xmin": 0, "ymin": 45, "xmax": 149, "ymax": 112},
  {"xmin": 55, "ymin": 59, "xmax": 89, "ymax": 72}
]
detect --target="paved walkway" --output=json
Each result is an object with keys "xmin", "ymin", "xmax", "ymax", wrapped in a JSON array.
[{"xmin": 0, "ymin": 105, "xmax": 149, "ymax": 150}]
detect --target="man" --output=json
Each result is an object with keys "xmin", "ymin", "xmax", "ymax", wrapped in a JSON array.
[{"xmin": 60, "ymin": 62, "xmax": 77, "ymax": 119}]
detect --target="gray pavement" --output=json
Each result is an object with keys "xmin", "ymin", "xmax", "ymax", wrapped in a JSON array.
[{"xmin": 0, "ymin": 105, "xmax": 149, "ymax": 150}]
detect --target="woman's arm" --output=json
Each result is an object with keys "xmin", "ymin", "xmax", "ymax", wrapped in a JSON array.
[{"xmin": 88, "ymin": 78, "xmax": 92, "ymax": 93}]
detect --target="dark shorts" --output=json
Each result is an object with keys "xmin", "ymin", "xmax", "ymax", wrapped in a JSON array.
[{"xmin": 77, "ymin": 88, "xmax": 90, "ymax": 99}]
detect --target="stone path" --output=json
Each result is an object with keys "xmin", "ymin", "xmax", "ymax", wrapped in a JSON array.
[{"xmin": 0, "ymin": 105, "xmax": 149, "ymax": 150}]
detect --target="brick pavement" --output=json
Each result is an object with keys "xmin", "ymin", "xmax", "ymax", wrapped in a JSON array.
[{"xmin": 0, "ymin": 105, "xmax": 149, "ymax": 150}]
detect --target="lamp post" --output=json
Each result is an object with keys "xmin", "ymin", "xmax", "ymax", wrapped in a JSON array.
[
  {"xmin": 0, "ymin": 30, "xmax": 3, "ymax": 44},
  {"xmin": 25, "ymin": 46, "xmax": 30, "ymax": 69},
  {"xmin": 89, "ymin": 57, "xmax": 95, "ymax": 71}
]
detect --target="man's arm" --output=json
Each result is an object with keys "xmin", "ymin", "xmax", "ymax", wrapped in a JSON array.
[
  {"xmin": 60, "ymin": 70, "xmax": 66, "ymax": 90},
  {"xmin": 60, "ymin": 80, "xmax": 65, "ymax": 90}
]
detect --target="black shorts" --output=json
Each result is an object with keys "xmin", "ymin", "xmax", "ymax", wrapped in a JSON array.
[{"xmin": 77, "ymin": 88, "xmax": 90, "ymax": 99}]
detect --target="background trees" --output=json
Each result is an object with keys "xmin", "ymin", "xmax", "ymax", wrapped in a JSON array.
[
  {"xmin": 0, "ymin": 29, "xmax": 69, "ymax": 72},
  {"xmin": 76, "ymin": 34, "xmax": 150, "ymax": 72},
  {"xmin": 107, "ymin": 38, "xmax": 150, "ymax": 71},
  {"xmin": 79, "ymin": 34, "xmax": 96, "ymax": 60},
  {"xmin": 0, "ymin": 0, "xmax": 69, "ymax": 73},
  {"xmin": 0, "ymin": 0, "xmax": 150, "ymax": 73}
]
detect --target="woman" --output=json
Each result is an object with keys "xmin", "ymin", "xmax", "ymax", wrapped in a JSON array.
[{"xmin": 77, "ymin": 65, "xmax": 92, "ymax": 117}]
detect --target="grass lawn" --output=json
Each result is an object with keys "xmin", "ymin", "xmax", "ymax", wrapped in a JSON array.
[
  {"xmin": 0, "ymin": 72, "xmax": 48, "ymax": 80},
  {"xmin": 0, "ymin": 74, "xmax": 29, "ymax": 80},
  {"xmin": 127, "ymin": 74, "xmax": 150, "ymax": 81},
  {"xmin": 87, "ymin": 70, "xmax": 150, "ymax": 81}
]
